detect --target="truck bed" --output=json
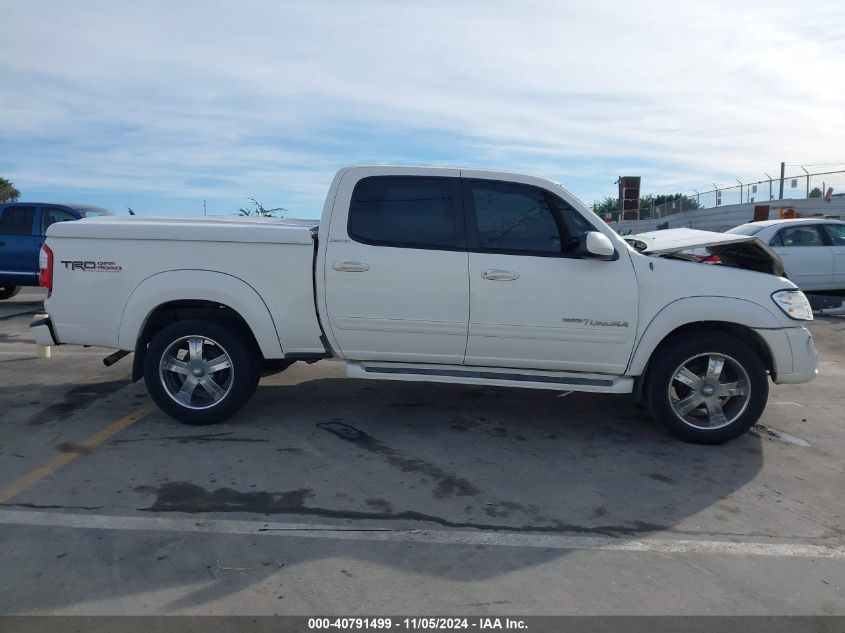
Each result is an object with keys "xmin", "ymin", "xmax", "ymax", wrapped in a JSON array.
[{"xmin": 43, "ymin": 214, "xmax": 326, "ymax": 357}]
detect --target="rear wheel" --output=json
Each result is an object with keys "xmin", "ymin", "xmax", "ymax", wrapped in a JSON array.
[
  {"xmin": 646, "ymin": 333, "xmax": 768, "ymax": 444},
  {"xmin": 144, "ymin": 319, "xmax": 260, "ymax": 425},
  {"xmin": 0, "ymin": 286, "xmax": 21, "ymax": 300}
]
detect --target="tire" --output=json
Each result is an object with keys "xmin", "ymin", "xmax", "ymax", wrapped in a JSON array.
[
  {"xmin": 0, "ymin": 286, "xmax": 21, "ymax": 300},
  {"xmin": 646, "ymin": 332, "xmax": 768, "ymax": 444},
  {"xmin": 144, "ymin": 319, "xmax": 260, "ymax": 425}
]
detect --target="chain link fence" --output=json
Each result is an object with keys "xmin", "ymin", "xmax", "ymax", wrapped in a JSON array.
[{"xmin": 637, "ymin": 168, "xmax": 845, "ymax": 220}]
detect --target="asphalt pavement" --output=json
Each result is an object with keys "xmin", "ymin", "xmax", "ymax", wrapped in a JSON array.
[{"xmin": 0, "ymin": 287, "xmax": 842, "ymax": 615}]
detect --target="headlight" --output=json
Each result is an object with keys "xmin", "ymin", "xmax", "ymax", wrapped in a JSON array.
[{"xmin": 772, "ymin": 290, "xmax": 813, "ymax": 321}]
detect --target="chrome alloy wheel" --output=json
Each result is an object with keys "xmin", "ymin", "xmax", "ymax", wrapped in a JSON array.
[
  {"xmin": 158, "ymin": 335, "xmax": 234, "ymax": 409},
  {"xmin": 668, "ymin": 353, "xmax": 751, "ymax": 430}
]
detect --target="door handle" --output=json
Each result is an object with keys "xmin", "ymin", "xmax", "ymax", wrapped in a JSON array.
[
  {"xmin": 332, "ymin": 261, "xmax": 370, "ymax": 273},
  {"xmin": 481, "ymin": 269, "xmax": 519, "ymax": 281}
]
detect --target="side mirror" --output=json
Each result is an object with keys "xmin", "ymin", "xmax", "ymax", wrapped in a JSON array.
[{"xmin": 580, "ymin": 231, "xmax": 616, "ymax": 259}]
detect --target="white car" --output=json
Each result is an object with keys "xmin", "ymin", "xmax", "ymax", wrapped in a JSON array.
[
  {"xmin": 30, "ymin": 166, "xmax": 818, "ymax": 444},
  {"xmin": 727, "ymin": 219, "xmax": 845, "ymax": 291}
]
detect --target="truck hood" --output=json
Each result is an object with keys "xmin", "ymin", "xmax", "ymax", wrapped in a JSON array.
[
  {"xmin": 47, "ymin": 215, "xmax": 320, "ymax": 245},
  {"xmin": 624, "ymin": 228, "xmax": 785, "ymax": 276}
]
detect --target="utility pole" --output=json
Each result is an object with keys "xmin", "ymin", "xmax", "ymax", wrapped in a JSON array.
[
  {"xmin": 203, "ymin": 200, "xmax": 207, "ymax": 216},
  {"xmin": 765, "ymin": 173, "xmax": 773, "ymax": 200},
  {"xmin": 778, "ymin": 162, "xmax": 785, "ymax": 200}
]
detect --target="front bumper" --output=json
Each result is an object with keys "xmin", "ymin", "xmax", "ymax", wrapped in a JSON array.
[
  {"xmin": 30, "ymin": 314, "xmax": 58, "ymax": 347},
  {"xmin": 755, "ymin": 326, "xmax": 818, "ymax": 384},
  {"xmin": 777, "ymin": 326, "xmax": 818, "ymax": 384}
]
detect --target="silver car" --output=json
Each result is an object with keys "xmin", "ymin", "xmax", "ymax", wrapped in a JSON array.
[{"xmin": 727, "ymin": 218, "xmax": 845, "ymax": 291}]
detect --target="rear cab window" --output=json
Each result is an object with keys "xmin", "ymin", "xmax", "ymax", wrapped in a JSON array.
[
  {"xmin": 76, "ymin": 208, "xmax": 110, "ymax": 218},
  {"xmin": 41, "ymin": 207, "xmax": 78, "ymax": 234},
  {"xmin": 726, "ymin": 224, "xmax": 765, "ymax": 236},
  {"xmin": 347, "ymin": 176, "xmax": 464, "ymax": 249},
  {"xmin": 0, "ymin": 205, "xmax": 36, "ymax": 236}
]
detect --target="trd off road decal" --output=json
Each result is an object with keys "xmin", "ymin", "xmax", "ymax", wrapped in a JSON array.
[{"xmin": 60, "ymin": 260, "xmax": 122, "ymax": 272}]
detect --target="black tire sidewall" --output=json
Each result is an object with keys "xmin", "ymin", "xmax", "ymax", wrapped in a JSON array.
[
  {"xmin": 646, "ymin": 333, "xmax": 768, "ymax": 444},
  {"xmin": 144, "ymin": 319, "xmax": 259, "ymax": 425},
  {"xmin": 0, "ymin": 286, "xmax": 22, "ymax": 300}
]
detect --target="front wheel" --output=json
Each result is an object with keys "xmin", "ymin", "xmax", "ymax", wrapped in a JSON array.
[
  {"xmin": 646, "ymin": 333, "xmax": 768, "ymax": 444},
  {"xmin": 144, "ymin": 319, "xmax": 260, "ymax": 425},
  {"xmin": 0, "ymin": 286, "xmax": 21, "ymax": 300}
]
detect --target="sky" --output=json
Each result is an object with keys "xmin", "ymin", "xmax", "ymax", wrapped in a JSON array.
[{"xmin": 2, "ymin": 0, "xmax": 844, "ymax": 218}]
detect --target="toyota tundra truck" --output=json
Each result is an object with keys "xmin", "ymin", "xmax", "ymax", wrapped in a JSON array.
[{"xmin": 30, "ymin": 166, "xmax": 818, "ymax": 444}]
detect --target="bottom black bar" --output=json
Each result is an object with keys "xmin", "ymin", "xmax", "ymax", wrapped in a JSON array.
[{"xmin": 1, "ymin": 616, "xmax": 843, "ymax": 633}]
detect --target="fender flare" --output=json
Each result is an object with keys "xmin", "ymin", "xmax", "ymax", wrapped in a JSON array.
[
  {"xmin": 627, "ymin": 296, "xmax": 782, "ymax": 375},
  {"xmin": 118, "ymin": 269, "xmax": 284, "ymax": 358}
]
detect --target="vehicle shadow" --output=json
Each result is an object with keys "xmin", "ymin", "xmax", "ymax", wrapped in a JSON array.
[
  {"xmin": 233, "ymin": 376, "xmax": 765, "ymax": 536},
  {"xmin": 0, "ymin": 374, "xmax": 766, "ymax": 613}
]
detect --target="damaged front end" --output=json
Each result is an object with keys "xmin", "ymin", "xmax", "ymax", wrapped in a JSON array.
[{"xmin": 623, "ymin": 228, "xmax": 784, "ymax": 277}]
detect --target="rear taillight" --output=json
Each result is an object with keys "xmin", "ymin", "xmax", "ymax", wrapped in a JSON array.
[
  {"xmin": 695, "ymin": 254, "xmax": 721, "ymax": 264},
  {"xmin": 39, "ymin": 244, "xmax": 53, "ymax": 291}
]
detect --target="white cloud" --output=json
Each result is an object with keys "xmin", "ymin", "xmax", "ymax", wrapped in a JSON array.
[{"xmin": 1, "ymin": 0, "xmax": 843, "ymax": 212}]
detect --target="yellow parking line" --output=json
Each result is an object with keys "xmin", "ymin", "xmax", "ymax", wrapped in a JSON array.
[{"xmin": 0, "ymin": 403, "xmax": 155, "ymax": 504}]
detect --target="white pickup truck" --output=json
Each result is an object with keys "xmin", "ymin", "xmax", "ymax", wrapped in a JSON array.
[{"xmin": 31, "ymin": 166, "xmax": 818, "ymax": 444}]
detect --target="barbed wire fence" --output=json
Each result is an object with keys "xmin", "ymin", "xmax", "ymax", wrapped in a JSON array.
[{"xmin": 610, "ymin": 165, "xmax": 845, "ymax": 221}]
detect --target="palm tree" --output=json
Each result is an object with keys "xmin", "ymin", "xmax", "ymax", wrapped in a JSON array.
[{"xmin": 0, "ymin": 177, "xmax": 20, "ymax": 203}]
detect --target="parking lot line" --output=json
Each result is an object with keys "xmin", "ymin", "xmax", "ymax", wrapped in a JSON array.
[
  {"xmin": 0, "ymin": 404, "xmax": 154, "ymax": 504},
  {"xmin": 0, "ymin": 509, "xmax": 842, "ymax": 559}
]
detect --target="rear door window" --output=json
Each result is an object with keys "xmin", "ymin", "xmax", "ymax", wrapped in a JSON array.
[
  {"xmin": 0, "ymin": 205, "xmax": 36, "ymax": 236},
  {"xmin": 348, "ymin": 176, "xmax": 464, "ymax": 249}
]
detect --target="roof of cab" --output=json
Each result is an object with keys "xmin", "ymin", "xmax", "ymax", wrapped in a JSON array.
[{"xmin": 0, "ymin": 202, "xmax": 113, "ymax": 215}]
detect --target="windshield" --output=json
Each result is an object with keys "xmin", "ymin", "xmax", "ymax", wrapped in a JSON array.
[{"xmin": 726, "ymin": 224, "xmax": 765, "ymax": 236}]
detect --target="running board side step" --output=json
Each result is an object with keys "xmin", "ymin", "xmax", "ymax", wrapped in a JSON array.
[{"xmin": 346, "ymin": 362, "xmax": 634, "ymax": 394}]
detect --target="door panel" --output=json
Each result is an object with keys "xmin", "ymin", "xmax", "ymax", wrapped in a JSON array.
[
  {"xmin": 323, "ymin": 174, "xmax": 469, "ymax": 363},
  {"xmin": 0, "ymin": 205, "xmax": 38, "ymax": 284},
  {"xmin": 466, "ymin": 253, "xmax": 637, "ymax": 373},
  {"xmin": 463, "ymin": 179, "xmax": 638, "ymax": 373},
  {"xmin": 771, "ymin": 225, "xmax": 832, "ymax": 290}
]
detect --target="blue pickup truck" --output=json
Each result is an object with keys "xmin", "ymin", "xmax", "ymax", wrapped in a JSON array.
[{"xmin": 0, "ymin": 202, "xmax": 112, "ymax": 299}]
